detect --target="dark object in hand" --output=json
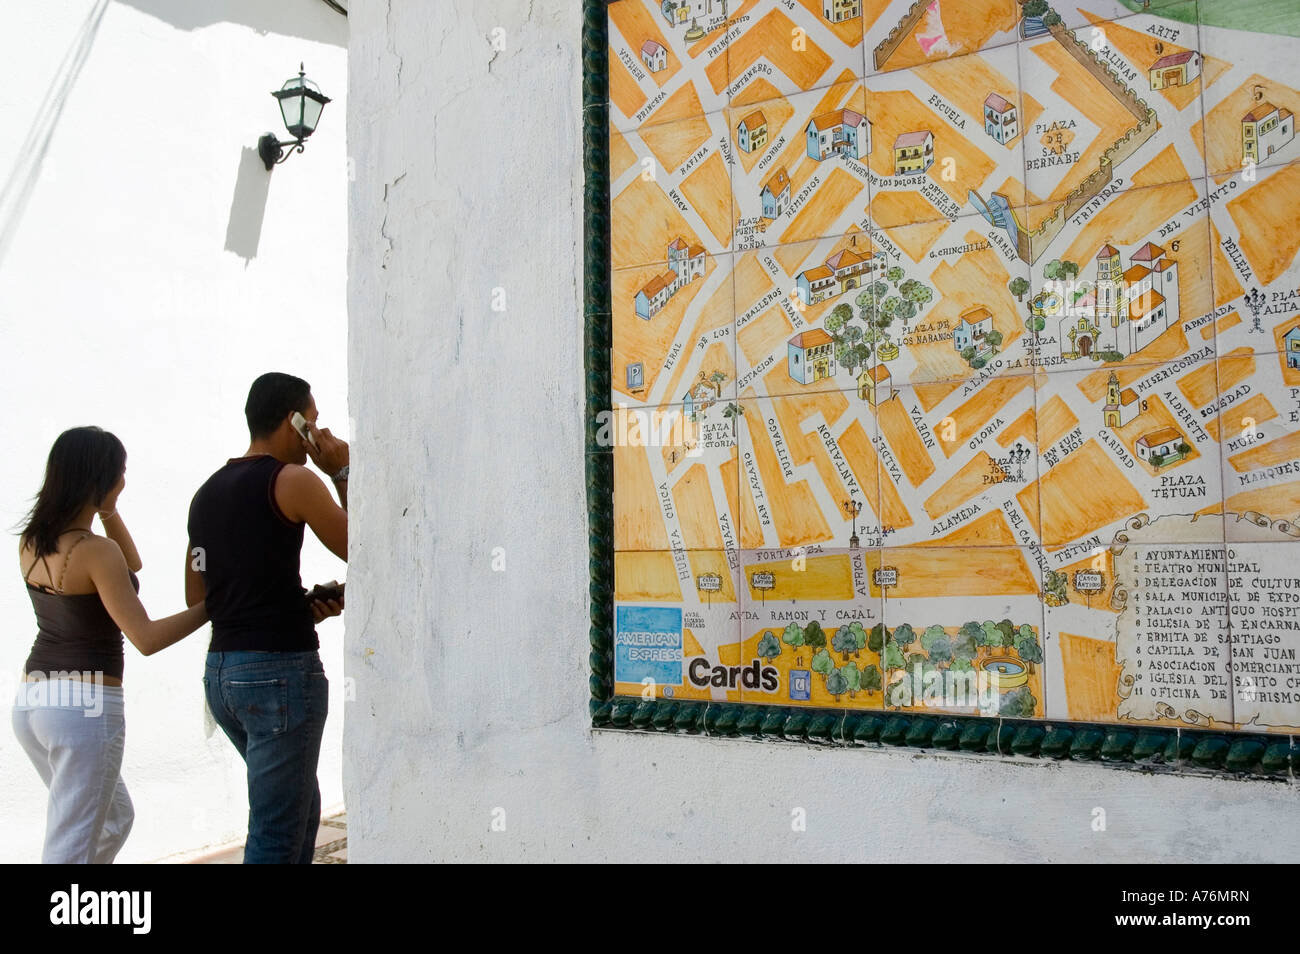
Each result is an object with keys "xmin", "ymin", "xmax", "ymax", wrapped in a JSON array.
[{"xmin": 306, "ymin": 581, "xmax": 345, "ymax": 603}]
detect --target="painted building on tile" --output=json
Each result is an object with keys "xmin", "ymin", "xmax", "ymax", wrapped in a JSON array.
[
  {"xmin": 660, "ymin": 0, "xmax": 718, "ymax": 26},
  {"xmin": 796, "ymin": 265, "xmax": 838, "ymax": 304},
  {"xmin": 953, "ymin": 306, "xmax": 993, "ymax": 357},
  {"xmin": 858, "ymin": 363, "xmax": 892, "ymax": 404},
  {"xmin": 823, "ymin": 0, "xmax": 861, "ymax": 22},
  {"xmin": 666, "ymin": 236, "xmax": 706, "ymax": 280},
  {"xmin": 806, "ymin": 108, "xmax": 868, "ymax": 161},
  {"xmin": 1242, "ymin": 102, "xmax": 1294, "ymax": 163},
  {"xmin": 1286, "ymin": 326, "xmax": 1300, "ymax": 369},
  {"xmin": 681, "ymin": 379, "xmax": 718, "ymax": 420},
  {"xmin": 634, "ymin": 237, "xmax": 705, "ymax": 319},
  {"xmin": 737, "ymin": 110, "xmax": 768, "ymax": 153},
  {"xmin": 983, "ymin": 92, "xmax": 1017, "ymax": 144},
  {"xmin": 796, "ymin": 245, "xmax": 885, "ymax": 303},
  {"xmin": 787, "ymin": 329, "xmax": 836, "ymax": 384},
  {"xmin": 1058, "ymin": 296, "xmax": 1104, "ymax": 359},
  {"xmin": 1102, "ymin": 371, "xmax": 1144, "ymax": 427},
  {"xmin": 823, "ymin": 247, "xmax": 878, "ymax": 292},
  {"xmin": 640, "ymin": 39, "xmax": 667, "ymax": 72},
  {"xmin": 1135, "ymin": 426, "xmax": 1186, "ymax": 464},
  {"xmin": 1119, "ymin": 242, "xmax": 1179, "ymax": 355},
  {"xmin": 760, "ymin": 166, "xmax": 791, "ymax": 219},
  {"xmin": 1071, "ymin": 241, "xmax": 1180, "ymax": 357},
  {"xmin": 1148, "ymin": 50, "xmax": 1200, "ymax": 89},
  {"xmin": 893, "ymin": 130, "xmax": 934, "ymax": 174}
]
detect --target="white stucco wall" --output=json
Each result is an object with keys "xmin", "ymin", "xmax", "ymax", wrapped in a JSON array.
[
  {"xmin": 0, "ymin": 0, "xmax": 349, "ymax": 862},
  {"xmin": 345, "ymin": 0, "xmax": 1299, "ymax": 862}
]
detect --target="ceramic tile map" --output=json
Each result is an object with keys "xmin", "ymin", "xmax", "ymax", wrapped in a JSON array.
[{"xmin": 608, "ymin": 0, "xmax": 1300, "ymax": 734}]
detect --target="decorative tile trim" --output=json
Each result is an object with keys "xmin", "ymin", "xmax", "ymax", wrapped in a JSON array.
[{"xmin": 582, "ymin": 0, "xmax": 1294, "ymax": 779}]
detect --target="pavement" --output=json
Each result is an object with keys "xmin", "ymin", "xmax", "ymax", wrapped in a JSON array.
[{"xmin": 186, "ymin": 812, "xmax": 347, "ymax": 864}]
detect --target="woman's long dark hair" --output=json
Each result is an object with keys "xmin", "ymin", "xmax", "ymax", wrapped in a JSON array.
[{"xmin": 20, "ymin": 427, "xmax": 126, "ymax": 559}]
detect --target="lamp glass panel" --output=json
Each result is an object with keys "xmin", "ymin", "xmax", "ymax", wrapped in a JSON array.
[
  {"xmin": 301, "ymin": 96, "xmax": 324, "ymax": 134},
  {"xmin": 279, "ymin": 91, "xmax": 304, "ymax": 135}
]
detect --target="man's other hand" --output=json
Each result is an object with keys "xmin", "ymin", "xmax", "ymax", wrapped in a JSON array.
[{"xmin": 309, "ymin": 598, "xmax": 343, "ymax": 623}]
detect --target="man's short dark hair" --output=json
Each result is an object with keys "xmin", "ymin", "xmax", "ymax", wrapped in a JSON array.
[{"xmin": 245, "ymin": 372, "xmax": 311, "ymax": 439}]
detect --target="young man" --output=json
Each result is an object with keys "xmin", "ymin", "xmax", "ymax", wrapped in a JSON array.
[{"xmin": 187, "ymin": 372, "xmax": 349, "ymax": 864}]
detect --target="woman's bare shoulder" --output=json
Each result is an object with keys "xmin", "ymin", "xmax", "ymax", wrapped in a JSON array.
[{"xmin": 78, "ymin": 533, "xmax": 127, "ymax": 569}]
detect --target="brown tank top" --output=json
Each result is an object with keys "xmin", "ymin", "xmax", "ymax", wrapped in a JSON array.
[{"xmin": 22, "ymin": 533, "xmax": 138, "ymax": 681}]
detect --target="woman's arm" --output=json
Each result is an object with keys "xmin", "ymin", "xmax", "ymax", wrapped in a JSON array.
[
  {"xmin": 98, "ymin": 510, "xmax": 143, "ymax": 573},
  {"xmin": 87, "ymin": 539, "xmax": 208, "ymax": 656}
]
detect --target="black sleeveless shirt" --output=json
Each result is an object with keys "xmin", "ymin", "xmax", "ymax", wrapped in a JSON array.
[
  {"xmin": 24, "ymin": 566, "xmax": 139, "ymax": 681},
  {"xmin": 187, "ymin": 455, "xmax": 317, "ymax": 652}
]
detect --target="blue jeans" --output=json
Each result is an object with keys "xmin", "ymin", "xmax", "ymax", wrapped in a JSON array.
[
  {"xmin": 203, "ymin": 651, "xmax": 328, "ymax": 864},
  {"xmin": 12, "ymin": 681, "xmax": 133, "ymax": 864}
]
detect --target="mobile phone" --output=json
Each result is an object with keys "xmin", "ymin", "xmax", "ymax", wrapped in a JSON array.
[
  {"xmin": 306, "ymin": 581, "xmax": 345, "ymax": 603},
  {"xmin": 290, "ymin": 411, "xmax": 319, "ymax": 450}
]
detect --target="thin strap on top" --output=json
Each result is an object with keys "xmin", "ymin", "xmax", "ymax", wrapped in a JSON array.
[
  {"xmin": 21, "ymin": 553, "xmax": 55, "ymax": 587},
  {"xmin": 56, "ymin": 532, "xmax": 92, "ymax": 594}
]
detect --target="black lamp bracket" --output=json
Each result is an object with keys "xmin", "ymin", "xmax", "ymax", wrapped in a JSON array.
[{"xmin": 258, "ymin": 133, "xmax": 305, "ymax": 170}]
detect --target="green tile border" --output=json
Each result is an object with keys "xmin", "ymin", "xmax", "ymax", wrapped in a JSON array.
[{"xmin": 583, "ymin": 0, "xmax": 1294, "ymax": 779}]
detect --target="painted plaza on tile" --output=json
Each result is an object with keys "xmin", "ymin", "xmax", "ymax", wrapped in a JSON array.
[{"xmin": 604, "ymin": 0, "xmax": 1300, "ymax": 735}]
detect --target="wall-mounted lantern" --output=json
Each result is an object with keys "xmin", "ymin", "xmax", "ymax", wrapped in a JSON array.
[{"xmin": 257, "ymin": 64, "xmax": 332, "ymax": 170}]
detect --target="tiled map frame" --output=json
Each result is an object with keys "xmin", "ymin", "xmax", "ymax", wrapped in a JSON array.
[{"xmin": 587, "ymin": 0, "xmax": 1300, "ymax": 776}]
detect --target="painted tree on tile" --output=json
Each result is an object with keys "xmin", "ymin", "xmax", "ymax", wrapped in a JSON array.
[
  {"xmin": 832, "ymin": 621, "xmax": 868, "ymax": 662},
  {"xmin": 951, "ymin": 625, "xmax": 979, "ymax": 667},
  {"xmin": 1014, "ymin": 626, "xmax": 1042, "ymax": 674},
  {"xmin": 861, "ymin": 664, "xmax": 882, "ymax": 693},
  {"xmin": 722, "ymin": 402, "xmax": 744, "ymax": 438},
  {"xmin": 826, "ymin": 303, "xmax": 853, "ymax": 332},
  {"xmin": 846, "ymin": 621, "xmax": 868, "ymax": 659},
  {"xmin": 994, "ymin": 619, "xmax": 1017, "ymax": 652},
  {"xmin": 978, "ymin": 620, "xmax": 1003, "ymax": 653},
  {"xmin": 920, "ymin": 625, "xmax": 952, "ymax": 664},
  {"xmin": 831, "ymin": 625, "xmax": 855, "ymax": 661},
  {"xmin": 898, "ymin": 279, "xmax": 933, "ymax": 310},
  {"xmin": 1043, "ymin": 259, "xmax": 1079, "ymax": 282},
  {"xmin": 1000, "ymin": 685, "xmax": 1038, "ymax": 718},
  {"xmin": 804, "ymin": 619, "xmax": 828, "ymax": 654},
  {"xmin": 892, "ymin": 622, "xmax": 915, "ymax": 651},
  {"xmin": 782, "ymin": 621, "xmax": 805, "ymax": 665},
  {"xmin": 838, "ymin": 661, "xmax": 861, "ymax": 699},
  {"xmin": 826, "ymin": 668, "xmax": 848, "ymax": 701},
  {"xmin": 811, "ymin": 647, "xmax": 834, "ymax": 685}
]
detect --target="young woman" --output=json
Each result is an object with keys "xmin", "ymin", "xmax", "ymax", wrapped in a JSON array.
[{"xmin": 12, "ymin": 426, "xmax": 208, "ymax": 864}]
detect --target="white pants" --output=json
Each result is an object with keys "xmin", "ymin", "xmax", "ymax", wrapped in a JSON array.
[{"xmin": 11, "ymin": 681, "xmax": 133, "ymax": 864}]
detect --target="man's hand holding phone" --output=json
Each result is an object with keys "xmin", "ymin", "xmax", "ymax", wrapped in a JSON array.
[{"xmin": 295, "ymin": 416, "xmax": 349, "ymax": 478}]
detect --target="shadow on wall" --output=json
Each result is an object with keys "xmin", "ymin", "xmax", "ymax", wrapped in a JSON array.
[
  {"xmin": 116, "ymin": 0, "xmax": 347, "ymax": 46},
  {"xmin": 225, "ymin": 147, "xmax": 273, "ymax": 263},
  {"xmin": 0, "ymin": 0, "xmax": 110, "ymax": 271}
]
